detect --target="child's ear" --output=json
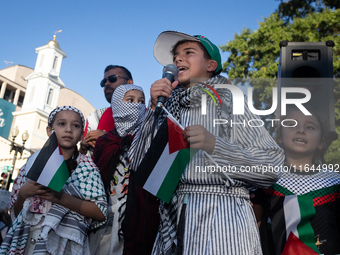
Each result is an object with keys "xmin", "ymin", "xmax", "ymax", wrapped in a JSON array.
[
  {"xmin": 46, "ymin": 126, "xmax": 53, "ymax": 137},
  {"xmin": 207, "ymin": 60, "xmax": 218, "ymax": 73},
  {"xmin": 317, "ymin": 139, "xmax": 325, "ymax": 151}
]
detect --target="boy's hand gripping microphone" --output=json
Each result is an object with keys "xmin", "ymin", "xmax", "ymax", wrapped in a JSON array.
[{"xmin": 155, "ymin": 64, "xmax": 178, "ymax": 117}]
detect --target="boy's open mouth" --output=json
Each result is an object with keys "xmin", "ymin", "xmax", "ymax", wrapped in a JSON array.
[
  {"xmin": 177, "ymin": 66, "xmax": 188, "ymax": 73},
  {"xmin": 293, "ymin": 138, "xmax": 307, "ymax": 144}
]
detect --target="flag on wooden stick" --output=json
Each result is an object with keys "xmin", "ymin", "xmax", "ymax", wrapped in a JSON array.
[{"xmin": 26, "ymin": 132, "xmax": 69, "ymax": 192}]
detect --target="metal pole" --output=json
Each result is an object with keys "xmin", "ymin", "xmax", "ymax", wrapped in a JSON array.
[{"xmin": 6, "ymin": 149, "xmax": 18, "ymax": 191}]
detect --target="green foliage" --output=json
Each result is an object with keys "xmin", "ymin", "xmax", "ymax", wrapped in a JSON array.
[
  {"xmin": 326, "ymin": 80, "xmax": 340, "ymax": 165},
  {"xmin": 276, "ymin": 0, "xmax": 340, "ymax": 23},
  {"xmin": 221, "ymin": 9, "xmax": 340, "ymax": 79},
  {"xmin": 221, "ymin": 4, "xmax": 340, "ymax": 165}
]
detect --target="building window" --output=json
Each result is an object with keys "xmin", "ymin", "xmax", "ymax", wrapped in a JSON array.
[
  {"xmin": 18, "ymin": 95, "xmax": 24, "ymax": 107},
  {"xmin": 46, "ymin": 88, "xmax": 53, "ymax": 105},
  {"xmin": 4, "ymin": 89, "xmax": 13, "ymax": 102},
  {"xmin": 52, "ymin": 56, "xmax": 58, "ymax": 70}
]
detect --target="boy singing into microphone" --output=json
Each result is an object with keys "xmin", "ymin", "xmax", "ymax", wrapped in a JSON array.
[{"xmin": 130, "ymin": 31, "xmax": 284, "ymax": 254}]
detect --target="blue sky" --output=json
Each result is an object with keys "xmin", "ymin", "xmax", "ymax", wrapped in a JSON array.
[{"xmin": 1, "ymin": 0, "xmax": 280, "ymax": 111}]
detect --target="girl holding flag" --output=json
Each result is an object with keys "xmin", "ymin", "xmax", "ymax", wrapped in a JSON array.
[
  {"xmin": 0, "ymin": 106, "xmax": 107, "ymax": 255},
  {"xmin": 252, "ymin": 106, "xmax": 340, "ymax": 255}
]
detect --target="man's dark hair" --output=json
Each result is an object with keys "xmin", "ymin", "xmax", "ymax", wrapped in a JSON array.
[{"xmin": 104, "ymin": 65, "xmax": 133, "ymax": 80}]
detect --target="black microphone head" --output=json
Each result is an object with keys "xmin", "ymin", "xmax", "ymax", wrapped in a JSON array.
[{"xmin": 162, "ymin": 64, "xmax": 178, "ymax": 82}]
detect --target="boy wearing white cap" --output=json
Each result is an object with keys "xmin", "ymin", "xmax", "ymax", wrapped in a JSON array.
[{"xmin": 130, "ymin": 31, "xmax": 284, "ymax": 255}]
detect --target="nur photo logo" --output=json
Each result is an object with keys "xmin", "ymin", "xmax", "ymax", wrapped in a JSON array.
[
  {"xmin": 199, "ymin": 83, "xmax": 312, "ymax": 128},
  {"xmin": 201, "ymin": 84, "xmax": 311, "ymax": 116}
]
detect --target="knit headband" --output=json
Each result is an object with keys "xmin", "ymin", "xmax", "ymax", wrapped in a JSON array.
[{"xmin": 48, "ymin": 106, "xmax": 85, "ymax": 128}]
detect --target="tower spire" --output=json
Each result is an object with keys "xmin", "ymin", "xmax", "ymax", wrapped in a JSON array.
[{"xmin": 53, "ymin": 30, "xmax": 62, "ymax": 41}]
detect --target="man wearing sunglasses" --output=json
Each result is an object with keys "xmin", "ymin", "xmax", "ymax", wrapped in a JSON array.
[{"xmin": 80, "ymin": 65, "xmax": 133, "ymax": 155}]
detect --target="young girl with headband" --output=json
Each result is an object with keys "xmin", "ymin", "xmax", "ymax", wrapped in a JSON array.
[{"xmin": 0, "ymin": 106, "xmax": 107, "ymax": 255}]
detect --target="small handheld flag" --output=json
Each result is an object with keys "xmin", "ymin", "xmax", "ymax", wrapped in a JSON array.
[
  {"xmin": 135, "ymin": 117, "xmax": 197, "ymax": 204},
  {"xmin": 26, "ymin": 132, "xmax": 69, "ymax": 192}
]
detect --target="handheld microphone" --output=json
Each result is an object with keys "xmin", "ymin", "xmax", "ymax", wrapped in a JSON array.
[{"xmin": 155, "ymin": 64, "xmax": 178, "ymax": 117}]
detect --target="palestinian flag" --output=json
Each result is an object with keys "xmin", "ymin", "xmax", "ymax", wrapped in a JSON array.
[
  {"xmin": 135, "ymin": 117, "xmax": 196, "ymax": 204},
  {"xmin": 282, "ymin": 232, "xmax": 319, "ymax": 255},
  {"xmin": 268, "ymin": 184, "xmax": 320, "ymax": 254},
  {"xmin": 26, "ymin": 132, "xmax": 69, "ymax": 192}
]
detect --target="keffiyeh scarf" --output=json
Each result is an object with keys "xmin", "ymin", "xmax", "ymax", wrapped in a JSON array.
[
  {"xmin": 111, "ymin": 85, "xmax": 146, "ymax": 137},
  {"xmin": 163, "ymin": 75, "xmax": 230, "ymax": 121},
  {"xmin": 95, "ymin": 84, "xmax": 146, "ymax": 194},
  {"xmin": 0, "ymin": 155, "xmax": 107, "ymax": 255}
]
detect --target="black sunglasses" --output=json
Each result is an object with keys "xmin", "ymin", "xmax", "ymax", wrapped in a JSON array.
[{"xmin": 100, "ymin": 74, "xmax": 130, "ymax": 87}]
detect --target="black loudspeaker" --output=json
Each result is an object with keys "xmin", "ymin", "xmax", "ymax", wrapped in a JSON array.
[{"xmin": 277, "ymin": 40, "xmax": 337, "ymax": 147}]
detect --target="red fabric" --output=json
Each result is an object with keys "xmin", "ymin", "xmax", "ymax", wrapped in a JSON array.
[
  {"xmin": 93, "ymin": 129, "xmax": 122, "ymax": 170},
  {"xmin": 282, "ymin": 232, "xmax": 319, "ymax": 255},
  {"xmin": 82, "ymin": 108, "xmax": 115, "ymax": 139},
  {"xmin": 167, "ymin": 117, "xmax": 188, "ymax": 154},
  {"xmin": 97, "ymin": 108, "xmax": 115, "ymax": 132},
  {"xmin": 93, "ymin": 129, "xmax": 133, "ymax": 193},
  {"xmin": 83, "ymin": 120, "xmax": 90, "ymax": 138},
  {"xmin": 264, "ymin": 187, "xmax": 285, "ymax": 197},
  {"xmin": 313, "ymin": 191, "xmax": 340, "ymax": 206}
]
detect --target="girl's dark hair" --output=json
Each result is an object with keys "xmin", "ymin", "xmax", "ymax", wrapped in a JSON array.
[
  {"xmin": 65, "ymin": 145, "xmax": 79, "ymax": 174},
  {"xmin": 275, "ymin": 105, "xmax": 327, "ymax": 165}
]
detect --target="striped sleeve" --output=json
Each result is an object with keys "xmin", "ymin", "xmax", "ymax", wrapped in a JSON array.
[
  {"xmin": 84, "ymin": 108, "xmax": 107, "ymax": 137},
  {"xmin": 129, "ymin": 100, "xmax": 161, "ymax": 171},
  {"xmin": 210, "ymin": 93, "xmax": 284, "ymax": 188}
]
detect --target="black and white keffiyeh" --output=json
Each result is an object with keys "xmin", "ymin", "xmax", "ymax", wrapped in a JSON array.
[
  {"xmin": 163, "ymin": 75, "xmax": 230, "ymax": 121},
  {"xmin": 111, "ymin": 85, "xmax": 146, "ymax": 137},
  {"xmin": 48, "ymin": 105, "xmax": 85, "ymax": 128}
]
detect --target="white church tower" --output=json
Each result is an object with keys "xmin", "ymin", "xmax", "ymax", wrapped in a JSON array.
[
  {"xmin": 23, "ymin": 34, "xmax": 66, "ymax": 112},
  {"xmin": 13, "ymin": 34, "xmax": 67, "ymax": 149}
]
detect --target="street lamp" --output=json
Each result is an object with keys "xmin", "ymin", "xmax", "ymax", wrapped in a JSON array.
[{"xmin": 6, "ymin": 127, "xmax": 29, "ymax": 190}]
